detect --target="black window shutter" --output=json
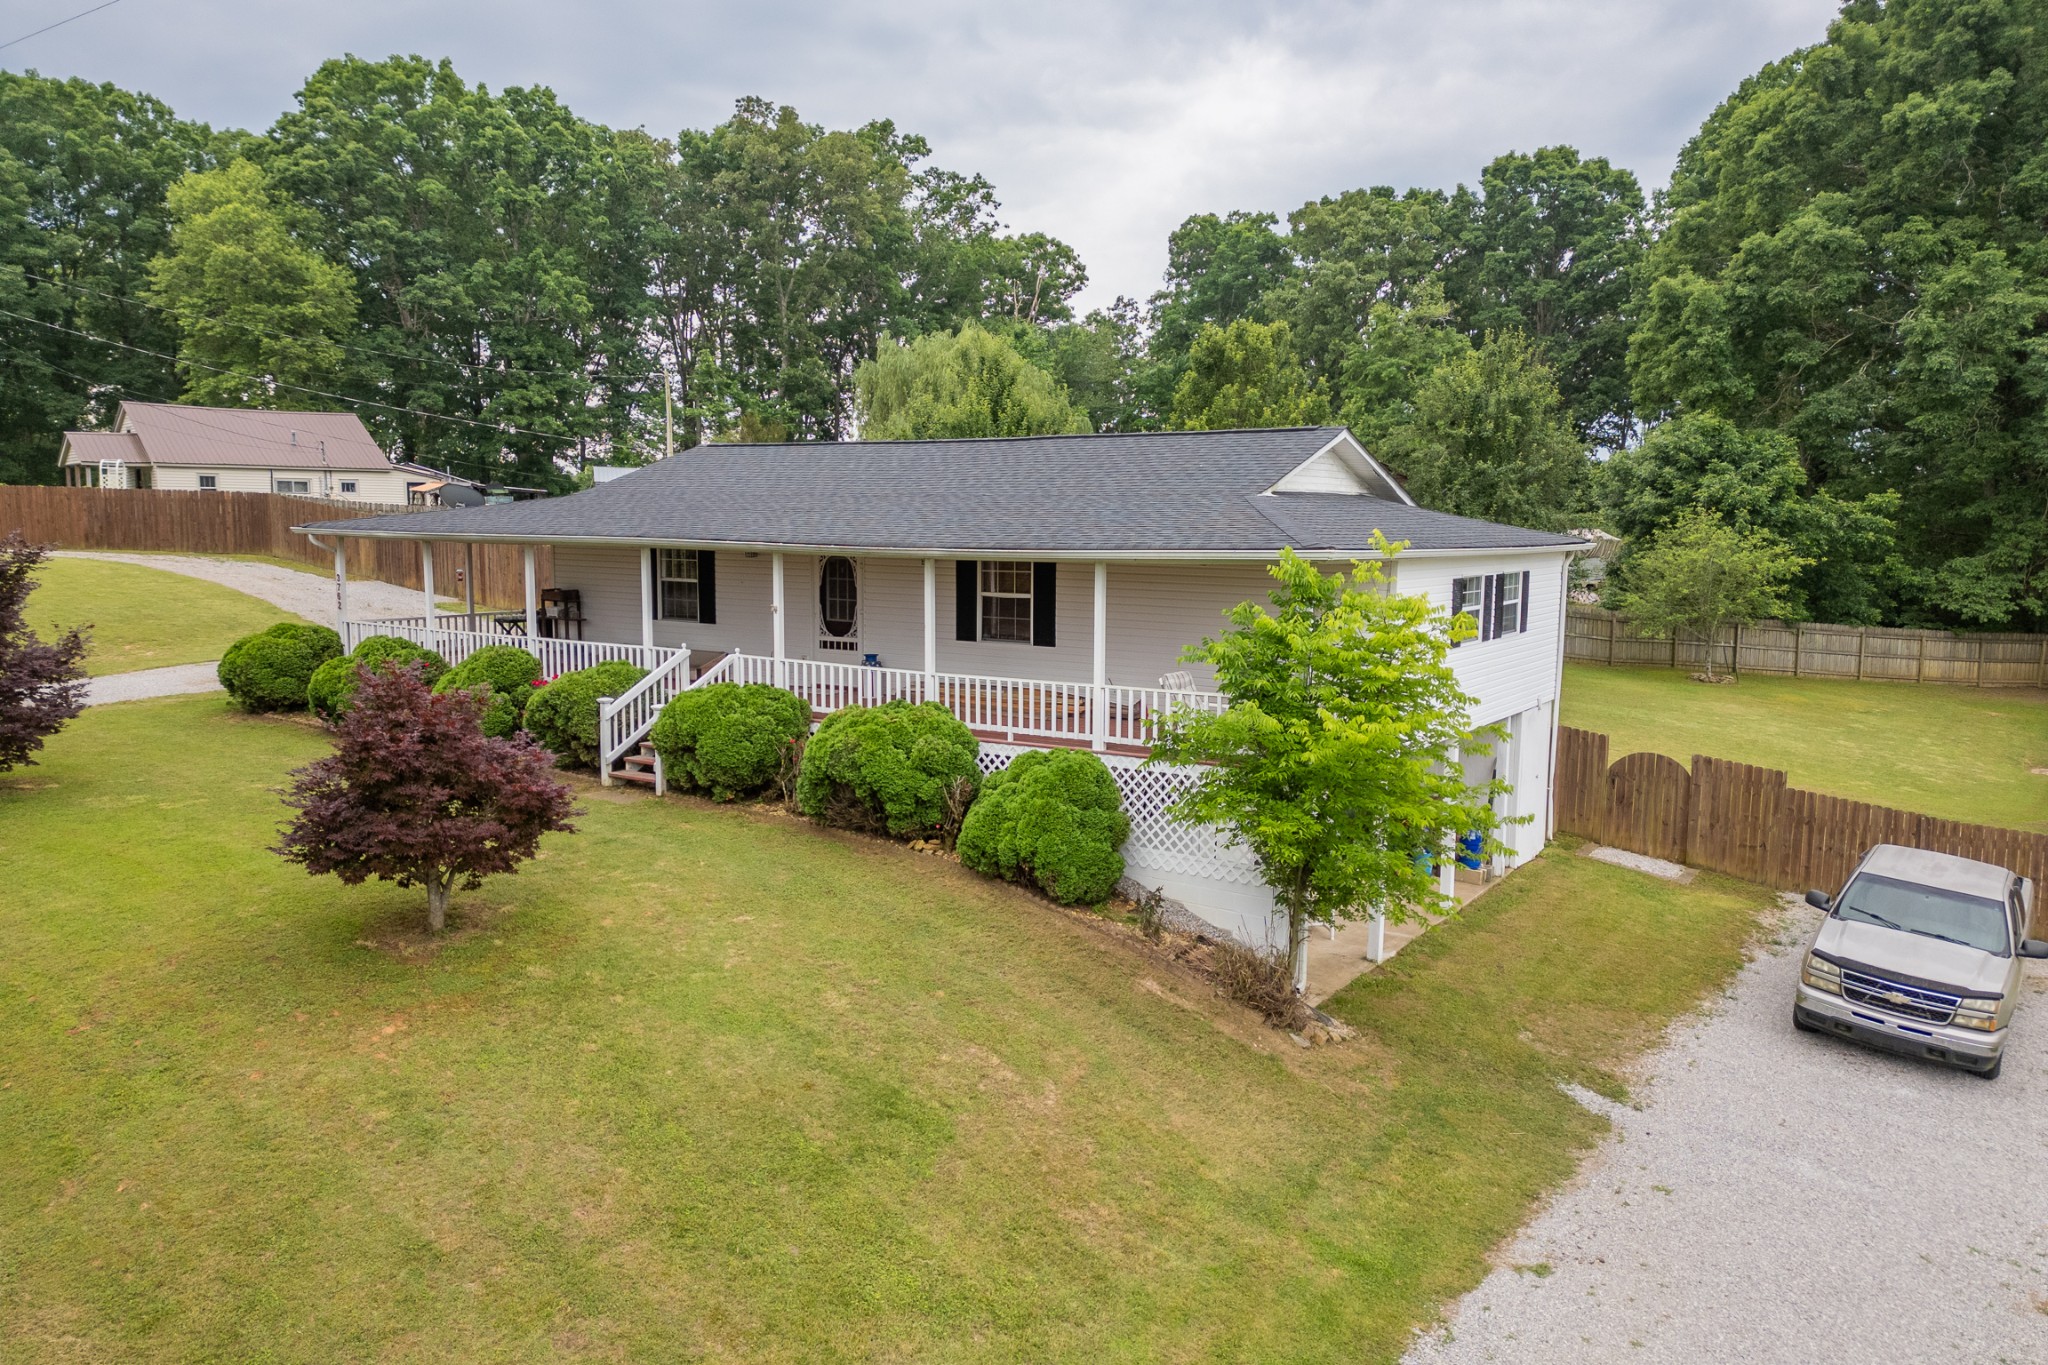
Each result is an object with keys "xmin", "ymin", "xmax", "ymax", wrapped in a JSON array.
[
  {"xmin": 1032, "ymin": 562, "xmax": 1057, "ymax": 647},
  {"xmin": 955, "ymin": 560, "xmax": 978, "ymax": 641},
  {"xmin": 697, "ymin": 550, "xmax": 716, "ymax": 624},
  {"xmin": 649, "ymin": 548, "xmax": 662, "ymax": 621},
  {"xmin": 1449, "ymin": 577, "xmax": 1468, "ymax": 647},
  {"xmin": 1519, "ymin": 570, "xmax": 1531, "ymax": 634},
  {"xmin": 1481, "ymin": 574, "xmax": 1497, "ymax": 641}
]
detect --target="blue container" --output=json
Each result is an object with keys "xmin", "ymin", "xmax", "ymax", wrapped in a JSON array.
[
  {"xmin": 1456, "ymin": 831, "xmax": 1483, "ymax": 870},
  {"xmin": 862, "ymin": 653, "xmax": 881, "ymax": 668}
]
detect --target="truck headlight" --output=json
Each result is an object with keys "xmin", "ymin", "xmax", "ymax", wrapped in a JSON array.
[
  {"xmin": 1953, "ymin": 997, "xmax": 2001, "ymax": 1031},
  {"xmin": 1801, "ymin": 955, "xmax": 1841, "ymax": 995}
]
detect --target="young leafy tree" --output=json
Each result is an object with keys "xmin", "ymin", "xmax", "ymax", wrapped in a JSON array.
[
  {"xmin": 0, "ymin": 534, "xmax": 89, "ymax": 774},
  {"xmin": 1168, "ymin": 319, "xmax": 1330, "ymax": 430},
  {"xmin": 1606, "ymin": 509, "xmax": 1809, "ymax": 681},
  {"xmin": 1335, "ymin": 283, "xmax": 1473, "ymax": 450},
  {"xmin": 854, "ymin": 324, "xmax": 1090, "ymax": 439},
  {"xmin": 146, "ymin": 159, "xmax": 358, "ymax": 406},
  {"xmin": 275, "ymin": 664, "xmax": 577, "ymax": 932},
  {"xmin": 1152, "ymin": 543, "xmax": 1508, "ymax": 989},
  {"xmin": 1381, "ymin": 330, "xmax": 1588, "ymax": 529}
]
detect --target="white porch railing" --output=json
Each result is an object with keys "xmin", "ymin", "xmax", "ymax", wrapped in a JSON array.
[
  {"xmin": 717, "ymin": 652, "xmax": 1227, "ymax": 749},
  {"xmin": 597, "ymin": 646, "xmax": 698, "ymax": 788},
  {"xmin": 342, "ymin": 615, "xmax": 680, "ymax": 677}
]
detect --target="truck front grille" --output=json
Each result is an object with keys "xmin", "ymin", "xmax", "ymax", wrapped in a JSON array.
[{"xmin": 1838, "ymin": 967, "xmax": 1959, "ymax": 1025}]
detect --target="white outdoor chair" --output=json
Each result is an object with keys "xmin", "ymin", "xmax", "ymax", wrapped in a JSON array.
[{"xmin": 1157, "ymin": 670, "xmax": 1194, "ymax": 692}]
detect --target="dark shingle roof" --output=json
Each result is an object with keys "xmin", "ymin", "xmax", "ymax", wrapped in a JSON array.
[{"xmin": 298, "ymin": 427, "xmax": 1582, "ymax": 555}]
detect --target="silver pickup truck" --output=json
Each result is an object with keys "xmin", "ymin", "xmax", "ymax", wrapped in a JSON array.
[{"xmin": 1794, "ymin": 844, "xmax": 2043, "ymax": 1079}]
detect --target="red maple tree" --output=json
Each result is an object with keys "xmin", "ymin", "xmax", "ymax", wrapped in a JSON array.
[{"xmin": 275, "ymin": 663, "xmax": 577, "ymax": 932}]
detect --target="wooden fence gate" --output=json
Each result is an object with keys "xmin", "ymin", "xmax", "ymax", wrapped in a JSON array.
[{"xmin": 1553, "ymin": 726, "xmax": 2048, "ymax": 937}]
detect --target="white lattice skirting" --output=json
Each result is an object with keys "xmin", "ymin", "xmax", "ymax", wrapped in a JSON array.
[{"xmin": 978, "ymin": 744, "xmax": 1282, "ymax": 947}]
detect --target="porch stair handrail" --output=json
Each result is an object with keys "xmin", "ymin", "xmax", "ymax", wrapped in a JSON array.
[{"xmin": 597, "ymin": 646, "xmax": 694, "ymax": 789}]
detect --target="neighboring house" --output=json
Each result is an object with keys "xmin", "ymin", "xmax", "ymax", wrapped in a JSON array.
[
  {"xmin": 393, "ymin": 461, "xmax": 550, "ymax": 508},
  {"xmin": 298, "ymin": 426, "xmax": 1583, "ymax": 945},
  {"xmin": 58, "ymin": 403, "xmax": 411, "ymax": 504}
]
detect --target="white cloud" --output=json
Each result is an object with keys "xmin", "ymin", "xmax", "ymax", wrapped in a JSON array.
[{"xmin": 7, "ymin": 0, "xmax": 1841, "ymax": 307}]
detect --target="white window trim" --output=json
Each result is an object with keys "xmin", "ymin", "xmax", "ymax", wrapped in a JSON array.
[
  {"xmin": 274, "ymin": 477, "xmax": 311, "ymax": 495},
  {"xmin": 978, "ymin": 560, "xmax": 1034, "ymax": 644},
  {"xmin": 1496, "ymin": 573, "xmax": 1523, "ymax": 634},
  {"xmin": 197, "ymin": 473, "xmax": 217, "ymax": 490},
  {"xmin": 655, "ymin": 548, "xmax": 700, "ymax": 622}
]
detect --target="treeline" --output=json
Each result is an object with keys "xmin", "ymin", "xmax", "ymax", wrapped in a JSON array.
[
  {"xmin": 4, "ymin": 0, "xmax": 2045, "ymax": 631},
  {"xmin": 0, "ymin": 57, "xmax": 1090, "ymax": 490}
]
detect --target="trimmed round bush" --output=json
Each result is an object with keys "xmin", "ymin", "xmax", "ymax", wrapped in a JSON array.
[
  {"xmin": 307, "ymin": 635, "xmax": 448, "ymax": 721},
  {"xmin": 523, "ymin": 660, "xmax": 648, "ymax": 768},
  {"xmin": 957, "ymin": 749, "xmax": 1131, "ymax": 905},
  {"xmin": 433, "ymin": 645, "xmax": 543, "ymax": 739},
  {"xmin": 795, "ymin": 701, "xmax": 980, "ymax": 838},
  {"xmin": 650, "ymin": 682, "xmax": 810, "ymax": 801},
  {"xmin": 217, "ymin": 622, "xmax": 341, "ymax": 712}
]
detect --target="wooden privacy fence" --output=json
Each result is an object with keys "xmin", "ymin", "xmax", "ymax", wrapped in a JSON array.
[
  {"xmin": 1566, "ymin": 604, "xmax": 2048, "ymax": 688},
  {"xmin": 0, "ymin": 485, "xmax": 551, "ymax": 610},
  {"xmin": 1555, "ymin": 726, "xmax": 2048, "ymax": 935}
]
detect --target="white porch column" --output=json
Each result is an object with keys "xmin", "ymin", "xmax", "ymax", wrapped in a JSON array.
[
  {"xmin": 420, "ymin": 542, "xmax": 436, "ymax": 621},
  {"xmin": 1439, "ymin": 742, "xmax": 1461, "ymax": 904},
  {"xmin": 1091, "ymin": 561, "xmax": 1108, "ymax": 751},
  {"xmin": 638, "ymin": 546, "xmax": 655, "ymax": 654},
  {"xmin": 1367, "ymin": 909, "xmax": 1386, "ymax": 964},
  {"xmin": 771, "ymin": 552, "xmax": 786, "ymax": 687},
  {"xmin": 922, "ymin": 557, "xmax": 937, "ymax": 702},
  {"xmin": 1492, "ymin": 717, "xmax": 1517, "ymax": 878},
  {"xmin": 463, "ymin": 543, "xmax": 476, "ymax": 621},
  {"xmin": 522, "ymin": 546, "xmax": 538, "ymax": 638},
  {"xmin": 332, "ymin": 541, "xmax": 349, "ymax": 636}
]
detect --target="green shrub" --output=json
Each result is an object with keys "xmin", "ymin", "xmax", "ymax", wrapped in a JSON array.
[
  {"xmin": 650, "ymin": 682, "xmax": 810, "ymax": 801},
  {"xmin": 956, "ymin": 749, "xmax": 1130, "ymax": 904},
  {"xmin": 217, "ymin": 622, "xmax": 341, "ymax": 712},
  {"xmin": 307, "ymin": 635, "xmax": 448, "ymax": 721},
  {"xmin": 795, "ymin": 701, "xmax": 980, "ymax": 838},
  {"xmin": 432, "ymin": 645, "xmax": 543, "ymax": 739},
  {"xmin": 523, "ymin": 660, "xmax": 648, "ymax": 768}
]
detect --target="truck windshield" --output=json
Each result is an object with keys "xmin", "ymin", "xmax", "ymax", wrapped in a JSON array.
[{"xmin": 1835, "ymin": 874, "xmax": 2010, "ymax": 955}]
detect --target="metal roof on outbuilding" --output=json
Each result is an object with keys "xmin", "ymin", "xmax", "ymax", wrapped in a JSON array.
[
  {"xmin": 61, "ymin": 402, "xmax": 395, "ymax": 471},
  {"xmin": 297, "ymin": 426, "xmax": 1586, "ymax": 558}
]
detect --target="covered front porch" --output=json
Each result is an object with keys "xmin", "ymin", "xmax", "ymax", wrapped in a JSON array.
[{"xmin": 327, "ymin": 538, "xmax": 1233, "ymax": 757}]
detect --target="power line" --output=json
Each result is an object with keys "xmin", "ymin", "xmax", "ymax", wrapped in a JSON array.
[
  {"xmin": 0, "ymin": 308, "xmax": 583, "ymax": 445},
  {"xmin": 0, "ymin": 0, "xmax": 129, "ymax": 53},
  {"xmin": 20, "ymin": 271, "xmax": 601, "ymax": 382}
]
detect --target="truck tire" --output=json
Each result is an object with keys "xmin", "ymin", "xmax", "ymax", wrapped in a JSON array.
[
  {"xmin": 1976, "ymin": 1056, "xmax": 2002, "ymax": 1081},
  {"xmin": 1792, "ymin": 1004, "xmax": 1818, "ymax": 1034}
]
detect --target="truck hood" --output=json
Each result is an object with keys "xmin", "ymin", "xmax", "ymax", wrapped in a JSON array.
[{"xmin": 1813, "ymin": 918, "xmax": 2008, "ymax": 998}]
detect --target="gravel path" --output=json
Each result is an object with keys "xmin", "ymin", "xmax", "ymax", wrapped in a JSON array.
[
  {"xmin": 83, "ymin": 663, "xmax": 224, "ymax": 705},
  {"xmin": 1406, "ymin": 896, "xmax": 2048, "ymax": 1365},
  {"xmin": 52, "ymin": 552, "xmax": 430, "ymax": 625}
]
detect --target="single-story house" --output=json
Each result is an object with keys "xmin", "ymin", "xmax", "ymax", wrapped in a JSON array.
[
  {"xmin": 59, "ymin": 403, "xmax": 412, "ymax": 505},
  {"xmin": 297, "ymin": 426, "xmax": 1583, "ymax": 947}
]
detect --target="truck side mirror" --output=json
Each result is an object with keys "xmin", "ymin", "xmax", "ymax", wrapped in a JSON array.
[
  {"xmin": 2020, "ymin": 939, "xmax": 2048, "ymax": 960},
  {"xmin": 1804, "ymin": 890, "xmax": 1832, "ymax": 912}
]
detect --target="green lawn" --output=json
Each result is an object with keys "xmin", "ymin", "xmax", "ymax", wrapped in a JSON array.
[
  {"xmin": 1562, "ymin": 662, "xmax": 2048, "ymax": 833},
  {"xmin": 0, "ymin": 698, "xmax": 1773, "ymax": 1363},
  {"xmin": 27, "ymin": 557, "xmax": 294, "ymax": 675}
]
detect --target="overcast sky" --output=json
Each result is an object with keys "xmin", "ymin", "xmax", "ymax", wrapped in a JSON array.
[{"xmin": 4, "ymin": 0, "xmax": 1841, "ymax": 309}]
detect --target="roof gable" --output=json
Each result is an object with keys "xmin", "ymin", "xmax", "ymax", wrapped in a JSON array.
[
  {"xmin": 87, "ymin": 402, "xmax": 395, "ymax": 471},
  {"xmin": 1265, "ymin": 431, "xmax": 1411, "ymax": 503}
]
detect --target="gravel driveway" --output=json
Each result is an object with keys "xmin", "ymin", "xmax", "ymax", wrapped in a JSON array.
[
  {"xmin": 1407, "ymin": 895, "xmax": 2048, "ymax": 1365},
  {"xmin": 53, "ymin": 552, "xmax": 431, "ymax": 625}
]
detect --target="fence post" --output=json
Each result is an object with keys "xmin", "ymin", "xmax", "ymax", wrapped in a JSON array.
[
  {"xmin": 1856, "ymin": 629, "xmax": 1867, "ymax": 681},
  {"xmin": 1791, "ymin": 622, "xmax": 1801, "ymax": 678},
  {"xmin": 1916, "ymin": 633, "xmax": 1927, "ymax": 683}
]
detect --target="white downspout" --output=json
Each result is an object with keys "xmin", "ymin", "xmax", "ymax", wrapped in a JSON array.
[{"xmin": 522, "ymin": 546, "xmax": 538, "ymax": 640}]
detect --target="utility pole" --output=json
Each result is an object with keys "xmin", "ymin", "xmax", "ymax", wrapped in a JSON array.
[{"xmin": 664, "ymin": 371, "xmax": 675, "ymax": 460}]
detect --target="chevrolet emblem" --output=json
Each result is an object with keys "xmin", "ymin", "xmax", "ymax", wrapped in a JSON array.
[{"xmin": 1884, "ymin": 991, "xmax": 1910, "ymax": 1006}]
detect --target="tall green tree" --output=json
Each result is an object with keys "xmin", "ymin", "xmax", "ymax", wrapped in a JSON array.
[
  {"xmin": 0, "ymin": 72, "xmax": 217, "ymax": 483},
  {"xmin": 145, "ymin": 159, "xmax": 356, "ymax": 407},
  {"xmin": 1602, "ymin": 414, "xmax": 1899, "ymax": 622},
  {"xmin": 853, "ymin": 324, "xmax": 1089, "ymax": 439},
  {"xmin": 1168, "ymin": 319, "xmax": 1329, "ymax": 430},
  {"xmin": 1629, "ymin": 0, "xmax": 2048, "ymax": 628},
  {"xmin": 1152, "ymin": 544, "xmax": 1508, "ymax": 987},
  {"xmin": 1142, "ymin": 210, "xmax": 1297, "ymax": 416},
  {"xmin": 1453, "ymin": 146, "xmax": 1646, "ymax": 448},
  {"xmin": 1334, "ymin": 283, "xmax": 1474, "ymax": 451},
  {"xmin": 1381, "ymin": 331, "xmax": 1586, "ymax": 529},
  {"xmin": 1606, "ymin": 510, "xmax": 1809, "ymax": 681}
]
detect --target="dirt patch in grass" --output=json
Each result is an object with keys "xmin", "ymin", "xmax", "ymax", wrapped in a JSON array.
[{"xmin": 349, "ymin": 899, "xmax": 514, "ymax": 960}]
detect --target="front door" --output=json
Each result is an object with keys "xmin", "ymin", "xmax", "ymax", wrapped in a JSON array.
[{"xmin": 818, "ymin": 555, "xmax": 859, "ymax": 653}]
